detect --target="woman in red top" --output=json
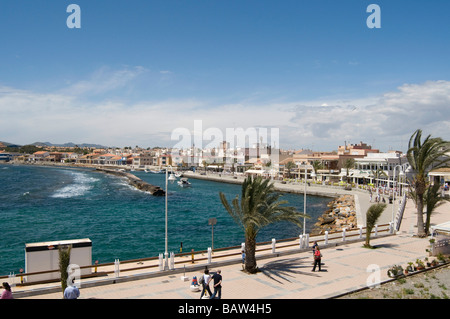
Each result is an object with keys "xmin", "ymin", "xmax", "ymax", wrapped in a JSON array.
[{"xmin": 312, "ymin": 248, "xmax": 322, "ymax": 272}]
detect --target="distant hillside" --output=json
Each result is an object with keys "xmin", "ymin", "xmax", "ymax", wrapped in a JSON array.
[
  {"xmin": 0, "ymin": 141, "xmax": 22, "ymax": 148},
  {"xmin": 1, "ymin": 140, "xmax": 109, "ymax": 149},
  {"xmin": 31, "ymin": 142, "xmax": 108, "ymax": 149}
]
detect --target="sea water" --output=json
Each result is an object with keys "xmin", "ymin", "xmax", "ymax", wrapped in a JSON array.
[{"xmin": 0, "ymin": 164, "xmax": 331, "ymax": 275}]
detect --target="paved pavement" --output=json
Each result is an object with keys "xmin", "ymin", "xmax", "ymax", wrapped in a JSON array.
[{"xmin": 12, "ymin": 180, "xmax": 449, "ymax": 300}]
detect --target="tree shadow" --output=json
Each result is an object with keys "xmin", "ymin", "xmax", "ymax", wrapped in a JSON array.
[
  {"xmin": 259, "ymin": 257, "xmax": 323, "ymax": 284},
  {"xmin": 372, "ymin": 243, "xmax": 398, "ymax": 249}
]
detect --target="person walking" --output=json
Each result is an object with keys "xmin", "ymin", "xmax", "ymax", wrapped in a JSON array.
[
  {"xmin": 210, "ymin": 270, "xmax": 222, "ymax": 299},
  {"xmin": 1, "ymin": 282, "xmax": 13, "ymax": 299},
  {"xmin": 312, "ymin": 247, "xmax": 322, "ymax": 272},
  {"xmin": 64, "ymin": 279, "xmax": 80, "ymax": 299},
  {"xmin": 312, "ymin": 241, "xmax": 319, "ymax": 254},
  {"xmin": 311, "ymin": 241, "xmax": 319, "ymax": 264},
  {"xmin": 200, "ymin": 269, "xmax": 212, "ymax": 299}
]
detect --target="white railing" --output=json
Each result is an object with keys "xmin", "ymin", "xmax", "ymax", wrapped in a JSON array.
[{"xmin": 394, "ymin": 193, "xmax": 407, "ymax": 231}]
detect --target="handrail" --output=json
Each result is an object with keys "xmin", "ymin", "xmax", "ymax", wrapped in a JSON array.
[
  {"xmin": 1, "ymin": 224, "xmax": 392, "ymax": 285},
  {"xmin": 394, "ymin": 194, "xmax": 407, "ymax": 231}
]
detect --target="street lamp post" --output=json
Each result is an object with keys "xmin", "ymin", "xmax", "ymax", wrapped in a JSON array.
[
  {"xmin": 164, "ymin": 165, "xmax": 176, "ymax": 270},
  {"xmin": 303, "ymin": 165, "xmax": 307, "ymax": 235},
  {"xmin": 208, "ymin": 218, "xmax": 217, "ymax": 252},
  {"xmin": 298, "ymin": 163, "xmax": 315, "ymax": 236}
]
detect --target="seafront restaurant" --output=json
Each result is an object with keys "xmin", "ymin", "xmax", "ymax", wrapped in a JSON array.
[
  {"xmin": 429, "ymin": 167, "xmax": 450, "ymax": 187},
  {"xmin": 347, "ymin": 152, "xmax": 409, "ymax": 188}
]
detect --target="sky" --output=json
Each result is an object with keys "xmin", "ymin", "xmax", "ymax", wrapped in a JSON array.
[{"xmin": 0, "ymin": 0, "xmax": 449, "ymax": 152}]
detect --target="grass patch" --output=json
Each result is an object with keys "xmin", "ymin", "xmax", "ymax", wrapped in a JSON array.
[{"xmin": 403, "ymin": 288, "xmax": 415, "ymax": 295}]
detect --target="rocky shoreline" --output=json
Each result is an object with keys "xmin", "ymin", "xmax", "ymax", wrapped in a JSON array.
[{"xmin": 312, "ymin": 194, "xmax": 358, "ymax": 235}]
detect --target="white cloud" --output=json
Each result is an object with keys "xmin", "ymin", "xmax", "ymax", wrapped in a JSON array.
[
  {"xmin": 284, "ymin": 80, "xmax": 450, "ymax": 151},
  {"xmin": 1, "ymin": 77, "xmax": 449, "ymax": 151},
  {"xmin": 60, "ymin": 66, "xmax": 147, "ymax": 97}
]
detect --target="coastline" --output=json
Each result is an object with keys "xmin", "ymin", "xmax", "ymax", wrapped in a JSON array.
[
  {"xmin": 4, "ymin": 161, "xmax": 358, "ymax": 232},
  {"xmin": 182, "ymin": 171, "xmax": 358, "ymax": 232},
  {"xmin": 2, "ymin": 161, "xmax": 166, "ymax": 196}
]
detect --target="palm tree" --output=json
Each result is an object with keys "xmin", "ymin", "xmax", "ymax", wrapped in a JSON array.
[
  {"xmin": 424, "ymin": 183, "xmax": 450, "ymax": 235},
  {"xmin": 343, "ymin": 158, "xmax": 355, "ymax": 183},
  {"xmin": 312, "ymin": 160, "xmax": 322, "ymax": 181},
  {"xmin": 219, "ymin": 176, "xmax": 308, "ymax": 274},
  {"xmin": 285, "ymin": 161, "xmax": 296, "ymax": 179},
  {"xmin": 406, "ymin": 129, "xmax": 450, "ymax": 237},
  {"xmin": 370, "ymin": 167, "xmax": 387, "ymax": 188},
  {"xmin": 364, "ymin": 203, "xmax": 387, "ymax": 248},
  {"xmin": 59, "ymin": 245, "xmax": 72, "ymax": 296}
]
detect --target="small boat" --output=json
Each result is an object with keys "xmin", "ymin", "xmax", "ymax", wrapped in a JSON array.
[
  {"xmin": 175, "ymin": 172, "xmax": 183, "ymax": 178},
  {"xmin": 150, "ymin": 170, "xmax": 163, "ymax": 174},
  {"xmin": 177, "ymin": 178, "xmax": 191, "ymax": 187}
]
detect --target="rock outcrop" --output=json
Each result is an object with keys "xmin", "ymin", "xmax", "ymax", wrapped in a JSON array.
[{"xmin": 312, "ymin": 194, "xmax": 358, "ymax": 235}]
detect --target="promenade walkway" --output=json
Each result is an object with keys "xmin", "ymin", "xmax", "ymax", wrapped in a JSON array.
[{"xmin": 13, "ymin": 176, "xmax": 449, "ymax": 300}]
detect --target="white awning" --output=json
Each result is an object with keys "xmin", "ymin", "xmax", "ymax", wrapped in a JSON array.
[
  {"xmin": 431, "ymin": 221, "xmax": 450, "ymax": 235},
  {"xmin": 245, "ymin": 169, "xmax": 265, "ymax": 175},
  {"xmin": 429, "ymin": 171, "xmax": 450, "ymax": 177}
]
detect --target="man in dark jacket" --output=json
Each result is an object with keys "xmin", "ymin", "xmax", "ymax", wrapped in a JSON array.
[{"xmin": 210, "ymin": 270, "xmax": 222, "ymax": 299}]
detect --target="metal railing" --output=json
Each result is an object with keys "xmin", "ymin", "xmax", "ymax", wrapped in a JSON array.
[{"xmin": 1, "ymin": 223, "xmax": 393, "ymax": 289}]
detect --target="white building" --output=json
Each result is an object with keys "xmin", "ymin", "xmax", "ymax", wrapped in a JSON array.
[{"xmin": 346, "ymin": 151, "xmax": 409, "ymax": 186}]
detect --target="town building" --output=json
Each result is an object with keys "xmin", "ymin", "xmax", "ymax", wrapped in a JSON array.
[{"xmin": 346, "ymin": 151, "xmax": 409, "ymax": 186}]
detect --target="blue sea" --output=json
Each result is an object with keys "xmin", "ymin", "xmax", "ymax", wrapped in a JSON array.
[{"xmin": 0, "ymin": 164, "xmax": 331, "ymax": 275}]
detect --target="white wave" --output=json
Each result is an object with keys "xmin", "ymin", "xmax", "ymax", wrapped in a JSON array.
[{"xmin": 51, "ymin": 171, "xmax": 99, "ymax": 199}]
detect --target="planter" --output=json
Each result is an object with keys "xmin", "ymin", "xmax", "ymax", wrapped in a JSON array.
[
  {"xmin": 416, "ymin": 259, "xmax": 425, "ymax": 271},
  {"xmin": 387, "ymin": 265, "xmax": 404, "ymax": 278},
  {"xmin": 406, "ymin": 265, "xmax": 416, "ymax": 273}
]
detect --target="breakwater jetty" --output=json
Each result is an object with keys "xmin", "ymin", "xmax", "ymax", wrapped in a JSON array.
[
  {"xmin": 96, "ymin": 168, "xmax": 165, "ymax": 196},
  {"xmin": 312, "ymin": 194, "xmax": 357, "ymax": 235}
]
